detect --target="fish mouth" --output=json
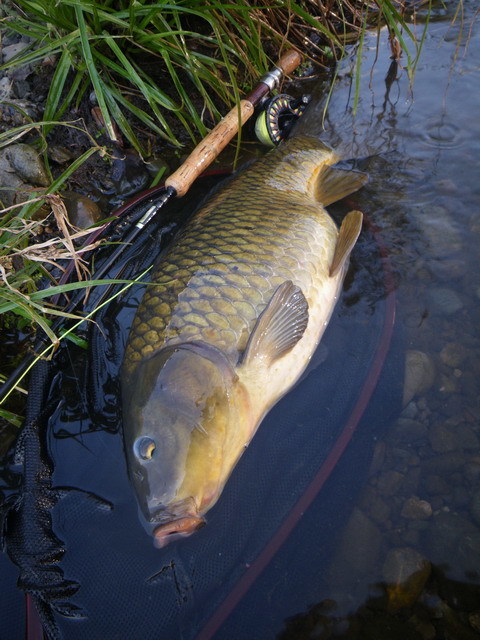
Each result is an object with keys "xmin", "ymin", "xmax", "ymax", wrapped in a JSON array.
[
  {"xmin": 153, "ymin": 515, "xmax": 206, "ymax": 548},
  {"xmin": 147, "ymin": 496, "xmax": 205, "ymax": 547}
]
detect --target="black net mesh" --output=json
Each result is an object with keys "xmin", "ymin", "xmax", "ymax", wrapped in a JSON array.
[{"xmin": 1, "ymin": 176, "xmax": 402, "ymax": 640}]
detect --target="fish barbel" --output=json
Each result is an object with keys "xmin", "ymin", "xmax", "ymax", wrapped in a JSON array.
[{"xmin": 121, "ymin": 135, "xmax": 367, "ymax": 547}]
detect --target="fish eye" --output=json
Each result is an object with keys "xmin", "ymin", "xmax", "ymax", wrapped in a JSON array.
[{"xmin": 134, "ymin": 436, "xmax": 156, "ymax": 461}]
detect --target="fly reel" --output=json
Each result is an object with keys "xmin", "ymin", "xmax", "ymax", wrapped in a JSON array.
[{"xmin": 254, "ymin": 94, "xmax": 310, "ymax": 147}]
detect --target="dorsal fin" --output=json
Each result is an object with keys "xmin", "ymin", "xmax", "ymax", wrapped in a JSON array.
[
  {"xmin": 329, "ymin": 210, "xmax": 364, "ymax": 277},
  {"xmin": 315, "ymin": 166, "xmax": 368, "ymax": 206},
  {"xmin": 241, "ymin": 281, "xmax": 309, "ymax": 367}
]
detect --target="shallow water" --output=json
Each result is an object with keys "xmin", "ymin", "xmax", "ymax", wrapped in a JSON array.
[
  {"xmin": 1, "ymin": 2, "xmax": 480, "ymax": 638},
  {"xmin": 286, "ymin": 1, "xmax": 480, "ymax": 636}
]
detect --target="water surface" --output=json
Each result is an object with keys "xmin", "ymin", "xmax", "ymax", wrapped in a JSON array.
[{"xmin": 285, "ymin": 1, "xmax": 480, "ymax": 636}]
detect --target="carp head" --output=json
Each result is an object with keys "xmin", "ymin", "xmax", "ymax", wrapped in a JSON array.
[{"xmin": 122, "ymin": 341, "xmax": 250, "ymax": 547}]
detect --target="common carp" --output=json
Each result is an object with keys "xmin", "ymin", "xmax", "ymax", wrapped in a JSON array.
[{"xmin": 121, "ymin": 135, "xmax": 366, "ymax": 547}]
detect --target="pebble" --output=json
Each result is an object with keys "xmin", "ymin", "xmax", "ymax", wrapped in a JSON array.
[
  {"xmin": 422, "ymin": 512, "xmax": 480, "ymax": 582},
  {"xmin": 1, "ymin": 41, "xmax": 31, "ymax": 63},
  {"xmin": 0, "ymin": 76, "xmax": 12, "ymax": 100},
  {"xmin": 401, "ymin": 497, "xmax": 433, "ymax": 520},
  {"xmin": 428, "ymin": 287, "xmax": 464, "ymax": 315},
  {"xmin": 62, "ymin": 191, "xmax": 102, "ymax": 228},
  {"xmin": 360, "ymin": 486, "xmax": 392, "ymax": 524},
  {"xmin": 421, "ymin": 452, "xmax": 465, "ymax": 474},
  {"xmin": 420, "ymin": 205, "xmax": 462, "ymax": 256},
  {"xmin": 376, "ymin": 470, "xmax": 406, "ymax": 497},
  {"xmin": 424, "ymin": 474, "xmax": 449, "ymax": 496},
  {"xmin": 428, "ymin": 422, "xmax": 457, "ymax": 453},
  {"xmin": 382, "ymin": 547, "xmax": 431, "ymax": 611},
  {"xmin": 0, "ymin": 143, "xmax": 49, "ymax": 207},
  {"xmin": 0, "ymin": 100, "xmax": 39, "ymax": 129},
  {"xmin": 387, "ymin": 418, "xmax": 428, "ymax": 445},
  {"xmin": 403, "ymin": 350, "xmax": 436, "ymax": 407},
  {"xmin": 48, "ymin": 145, "xmax": 76, "ymax": 164},
  {"xmin": 439, "ymin": 342, "xmax": 468, "ymax": 368},
  {"xmin": 4, "ymin": 143, "xmax": 49, "ymax": 186},
  {"xmin": 329, "ymin": 507, "xmax": 383, "ymax": 580}
]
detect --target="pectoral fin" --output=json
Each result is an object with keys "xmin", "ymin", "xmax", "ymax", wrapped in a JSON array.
[
  {"xmin": 241, "ymin": 281, "xmax": 309, "ymax": 367},
  {"xmin": 329, "ymin": 210, "xmax": 363, "ymax": 277},
  {"xmin": 315, "ymin": 166, "xmax": 368, "ymax": 206}
]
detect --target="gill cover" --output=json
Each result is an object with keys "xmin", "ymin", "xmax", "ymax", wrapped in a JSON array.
[{"xmin": 122, "ymin": 342, "xmax": 238, "ymax": 520}]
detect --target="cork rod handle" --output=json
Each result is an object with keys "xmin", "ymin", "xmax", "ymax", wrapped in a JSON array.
[
  {"xmin": 275, "ymin": 50, "xmax": 302, "ymax": 76},
  {"xmin": 165, "ymin": 50, "xmax": 302, "ymax": 197}
]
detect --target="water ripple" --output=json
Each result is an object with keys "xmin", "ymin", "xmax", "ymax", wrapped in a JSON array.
[{"xmin": 422, "ymin": 118, "xmax": 465, "ymax": 149}]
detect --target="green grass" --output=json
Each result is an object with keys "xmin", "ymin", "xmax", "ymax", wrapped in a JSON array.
[{"xmin": 1, "ymin": 1, "xmax": 423, "ymax": 152}]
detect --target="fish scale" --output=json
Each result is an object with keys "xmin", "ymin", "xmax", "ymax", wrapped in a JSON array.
[
  {"xmin": 123, "ymin": 157, "xmax": 332, "ymax": 374},
  {"xmin": 121, "ymin": 135, "xmax": 367, "ymax": 546}
]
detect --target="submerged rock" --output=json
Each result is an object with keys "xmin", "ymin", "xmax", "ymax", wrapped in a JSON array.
[
  {"xmin": 382, "ymin": 546, "xmax": 431, "ymax": 611},
  {"xmin": 403, "ymin": 350, "xmax": 436, "ymax": 407},
  {"xmin": 329, "ymin": 507, "xmax": 383, "ymax": 582},
  {"xmin": 439, "ymin": 342, "xmax": 468, "ymax": 368},
  {"xmin": 428, "ymin": 422, "xmax": 457, "ymax": 453},
  {"xmin": 422, "ymin": 512, "xmax": 480, "ymax": 583},
  {"xmin": 401, "ymin": 497, "xmax": 433, "ymax": 520},
  {"xmin": 428, "ymin": 287, "xmax": 464, "ymax": 315}
]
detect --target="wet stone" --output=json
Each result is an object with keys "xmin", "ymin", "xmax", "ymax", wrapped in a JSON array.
[
  {"xmin": 428, "ymin": 287, "xmax": 464, "ymax": 315},
  {"xmin": 0, "ymin": 76, "xmax": 12, "ymax": 100},
  {"xmin": 402, "ymin": 467, "xmax": 421, "ymax": 496},
  {"xmin": 48, "ymin": 145, "xmax": 76, "ymax": 164},
  {"xmin": 62, "ymin": 191, "xmax": 102, "ymax": 229},
  {"xmin": 443, "ymin": 393, "xmax": 467, "ymax": 416},
  {"xmin": 387, "ymin": 418, "xmax": 428, "ymax": 445},
  {"xmin": 4, "ymin": 143, "xmax": 49, "ymax": 186},
  {"xmin": 361, "ymin": 486, "xmax": 392, "ymax": 524},
  {"xmin": 422, "ymin": 512, "xmax": 480, "ymax": 582},
  {"xmin": 403, "ymin": 350, "xmax": 436, "ymax": 407},
  {"xmin": 455, "ymin": 424, "xmax": 480, "ymax": 451},
  {"xmin": 401, "ymin": 497, "xmax": 433, "ymax": 520},
  {"xmin": 424, "ymin": 474, "xmax": 450, "ymax": 496},
  {"xmin": 376, "ymin": 470, "xmax": 406, "ymax": 497},
  {"xmin": 428, "ymin": 257, "xmax": 467, "ymax": 280},
  {"xmin": 440, "ymin": 342, "xmax": 468, "ymax": 368},
  {"xmin": 428, "ymin": 422, "xmax": 457, "ymax": 453},
  {"xmin": 368, "ymin": 441, "xmax": 387, "ymax": 476},
  {"xmin": 330, "ymin": 507, "xmax": 383, "ymax": 580},
  {"xmin": 1, "ymin": 41, "xmax": 31, "ymax": 63},
  {"xmin": 382, "ymin": 547, "xmax": 432, "ymax": 612},
  {"xmin": 421, "ymin": 452, "xmax": 465, "ymax": 474}
]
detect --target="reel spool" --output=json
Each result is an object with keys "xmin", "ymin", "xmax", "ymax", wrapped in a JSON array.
[{"xmin": 254, "ymin": 94, "xmax": 310, "ymax": 147}]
